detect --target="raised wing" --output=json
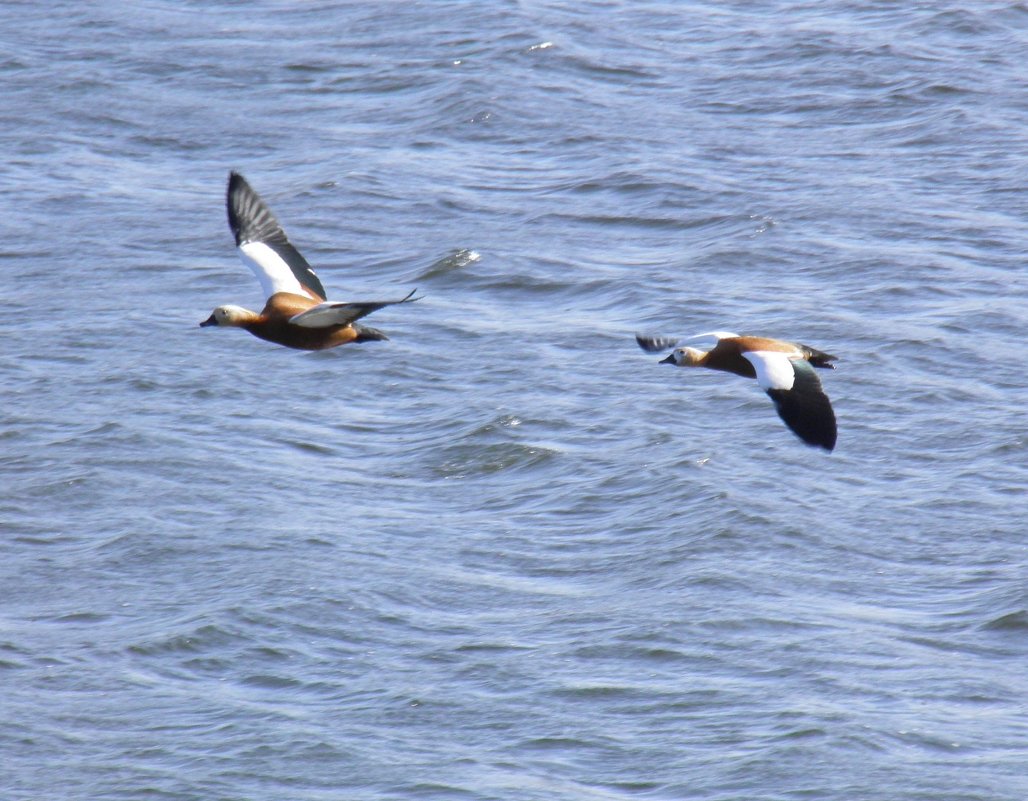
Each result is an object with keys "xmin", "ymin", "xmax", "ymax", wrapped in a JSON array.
[
  {"xmin": 289, "ymin": 289, "xmax": 420, "ymax": 329},
  {"xmin": 742, "ymin": 352, "xmax": 837, "ymax": 451},
  {"xmin": 227, "ymin": 172, "xmax": 327, "ymax": 301}
]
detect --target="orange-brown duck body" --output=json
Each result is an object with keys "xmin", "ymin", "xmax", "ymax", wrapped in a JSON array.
[{"xmin": 228, "ymin": 294, "xmax": 365, "ymax": 351}]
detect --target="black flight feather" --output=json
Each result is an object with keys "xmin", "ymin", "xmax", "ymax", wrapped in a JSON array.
[
  {"xmin": 226, "ymin": 171, "xmax": 328, "ymax": 301},
  {"xmin": 765, "ymin": 360, "xmax": 837, "ymax": 451}
]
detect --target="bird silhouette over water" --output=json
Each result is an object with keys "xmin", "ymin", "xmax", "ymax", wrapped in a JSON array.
[
  {"xmin": 637, "ymin": 331, "xmax": 839, "ymax": 451},
  {"xmin": 201, "ymin": 171, "xmax": 419, "ymax": 350}
]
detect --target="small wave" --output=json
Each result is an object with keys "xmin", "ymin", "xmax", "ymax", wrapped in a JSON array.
[
  {"xmin": 239, "ymin": 672, "xmax": 303, "ymax": 690},
  {"xmin": 273, "ymin": 438, "xmax": 337, "ymax": 456},
  {"xmin": 416, "ymin": 248, "xmax": 481, "ymax": 280},
  {"xmin": 433, "ymin": 441, "xmax": 558, "ymax": 478},
  {"xmin": 981, "ymin": 610, "xmax": 1028, "ymax": 631},
  {"xmin": 128, "ymin": 623, "xmax": 249, "ymax": 657},
  {"xmin": 45, "ymin": 611, "xmax": 110, "ymax": 624}
]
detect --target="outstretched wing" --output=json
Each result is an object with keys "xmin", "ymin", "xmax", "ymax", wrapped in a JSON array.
[
  {"xmin": 227, "ymin": 172, "xmax": 327, "ymax": 301},
  {"xmin": 289, "ymin": 289, "xmax": 421, "ymax": 329},
  {"xmin": 742, "ymin": 351, "xmax": 837, "ymax": 451},
  {"xmin": 636, "ymin": 330, "xmax": 743, "ymax": 353}
]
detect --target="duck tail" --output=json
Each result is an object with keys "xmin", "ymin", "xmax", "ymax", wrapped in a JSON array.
[
  {"xmin": 800, "ymin": 344, "xmax": 838, "ymax": 369},
  {"xmin": 353, "ymin": 324, "xmax": 389, "ymax": 343}
]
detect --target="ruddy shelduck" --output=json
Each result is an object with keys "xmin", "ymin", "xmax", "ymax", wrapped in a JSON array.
[
  {"xmin": 201, "ymin": 172, "xmax": 419, "ymax": 350},
  {"xmin": 637, "ymin": 331, "xmax": 839, "ymax": 451}
]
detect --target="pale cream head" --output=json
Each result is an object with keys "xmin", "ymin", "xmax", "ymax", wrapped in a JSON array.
[
  {"xmin": 200, "ymin": 304, "xmax": 256, "ymax": 328},
  {"xmin": 665, "ymin": 346, "xmax": 706, "ymax": 366}
]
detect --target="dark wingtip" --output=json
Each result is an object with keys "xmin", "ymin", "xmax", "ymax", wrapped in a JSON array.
[
  {"xmin": 813, "ymin": 429, "xmax": 837, "ymax": 452},
  {"xmin": 636, "ymin": 333, "xmax": 678, "ymax": 353},
  {"xmin": 226, "ymin": 172, "xmax": 249, "ymax": 244},
  {"xmin": 227, "ymin": 170, "xmax": 248, "ymax": 196},
  {"xmin": 796, "ymin": 421, "xmax": 837, "ymax": 452}
]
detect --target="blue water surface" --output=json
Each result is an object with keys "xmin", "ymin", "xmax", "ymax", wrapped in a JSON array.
[{"xmin": 2, "ymin": 2, "xmax": 1027, "ymax": 800}]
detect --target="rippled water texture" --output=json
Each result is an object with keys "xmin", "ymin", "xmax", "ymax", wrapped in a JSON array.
[{"xmin": 2, "ymin": 2, "xmax": 1027, "ymax": 800}]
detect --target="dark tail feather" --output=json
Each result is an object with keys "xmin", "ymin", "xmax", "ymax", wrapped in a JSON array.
[
  {"xmin": 799, "ymin": 344, "xmax": 838, "ymax": 369},
  {"xmin": 353, "ymin": 324, "xmax": 389, "ymax": 343}
]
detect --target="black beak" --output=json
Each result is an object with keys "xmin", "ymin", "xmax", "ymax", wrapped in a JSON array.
[
  {"xmin": 199, "ymin": 314, "xmax": 217, "ymax": 327},
  {"xmin": 659, "ymin": 354, "xmax": 676, "ymax": 364}
]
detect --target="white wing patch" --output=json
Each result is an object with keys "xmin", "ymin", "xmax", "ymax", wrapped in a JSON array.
[
  {"xmin": 688, "ymin": 330, "xmax": 740, "ymax": 342},
  {"xmin": 238, "ymin": 241, "xmax": 308, "ymax": 299},
  {"xmin": 742, "ymin": 350, "xmax": 797, "ymax": 391}
]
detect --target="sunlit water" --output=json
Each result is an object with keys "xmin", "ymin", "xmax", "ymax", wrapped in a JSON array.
[{"xmin": 2, "ymin": 2, "xmax": 1026, "ymax": 800}]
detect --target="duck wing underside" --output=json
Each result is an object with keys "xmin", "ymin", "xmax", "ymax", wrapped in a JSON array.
[{"xmin": 289, "ymin": 289, "xmax": 420, "ymax": 328}]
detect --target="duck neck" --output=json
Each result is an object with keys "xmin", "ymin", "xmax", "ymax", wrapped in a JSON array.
[
  {"xmin": 681, "ymin": 347, "xmax": 709, "ymax": 367},
  {"xmin": 223, "ymin": 306, "xmax": 262, "ymax": 327}
]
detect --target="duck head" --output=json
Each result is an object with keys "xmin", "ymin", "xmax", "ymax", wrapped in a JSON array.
[
  {"xmin": 200, "ymin": 305, "xmax": 255, "ymax": 328},
  {"xmin": 660, "ymin": 346, "xmax": 705, "ymax": 366}
]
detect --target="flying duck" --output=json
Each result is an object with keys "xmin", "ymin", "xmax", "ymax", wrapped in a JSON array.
[
  {"xmin": 637, "ymin": 331, "xmax": 839, "ymax": 451},
  {"xmin": 201, "ymin": 172, "xmax": 419, "ymax": 350}
]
